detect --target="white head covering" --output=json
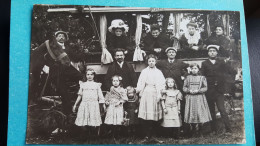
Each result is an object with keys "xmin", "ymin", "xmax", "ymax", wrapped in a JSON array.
[{"xmin": 108, "ymin": 19, "xmax": 129, "ymax": 33}]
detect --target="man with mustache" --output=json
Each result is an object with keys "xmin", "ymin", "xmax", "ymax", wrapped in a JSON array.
[
  {"xmin": 46, "ymin": 31, "xmax": 87, "ymax": 134},
  {"xmin": 104, "ymin": 48, "xmax": 137, "ymax": 90}
]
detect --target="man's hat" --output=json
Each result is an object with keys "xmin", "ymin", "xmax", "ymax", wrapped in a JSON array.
[
  {"xmin": 207, "ymin": 45, "xmax": 220, "ymax": 51},
  {"xmin": 54, "ymin": 31, "xmax": 69, "ymax": 40},
  {"xmin": 165, "ymin": 47, "xmax": 178, "ymax": 53}
]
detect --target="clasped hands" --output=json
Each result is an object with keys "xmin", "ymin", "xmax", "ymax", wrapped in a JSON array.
[{"xmin": 189, "ymin": 89, "xmax": 199, "ymax": 94}]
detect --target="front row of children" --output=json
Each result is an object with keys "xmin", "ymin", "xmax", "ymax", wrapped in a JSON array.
[{"xmin": 72, "ymin": 63, "xmax": 212, "ymax": 140}]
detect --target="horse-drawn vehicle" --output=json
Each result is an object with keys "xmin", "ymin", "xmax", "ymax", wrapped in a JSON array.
[{"xmin": 27, "ymin": 5, "xmax": 243, "ymax": 136}]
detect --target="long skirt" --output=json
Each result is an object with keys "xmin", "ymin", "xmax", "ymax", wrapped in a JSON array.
[
  {"xmin": 138, "ymin": 85, "xmax": 162, "ymax": 121},
  {"xmin": 184, "ymin": 94, "xmax": 212, "ymax": 123}
]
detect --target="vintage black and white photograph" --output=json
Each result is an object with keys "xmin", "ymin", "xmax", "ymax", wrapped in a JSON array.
[{"xmin": 26, "ymin": 5, "xmax": 244, "ymax": 144}]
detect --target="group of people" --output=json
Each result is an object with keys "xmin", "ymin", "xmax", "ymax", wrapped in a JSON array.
[
  {"xmin": 43, "ymin": 19, "xmax": 236, "ymax": 143},
  {"xmin": 70, "ymin": 45, "xmax": 235, "ymax": 143},
  {"xmin": 105, "ymin": 19, "xmax": 231, "ymax": 59}
]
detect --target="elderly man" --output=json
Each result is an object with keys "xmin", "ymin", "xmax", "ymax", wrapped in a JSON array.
[
  {"xmin": 201, "ymin": 45, "xmax": 236, "ymax": 134},
  {"xmin": 104, "ymin": 48, "xmax": 137, "ymax": 90}
]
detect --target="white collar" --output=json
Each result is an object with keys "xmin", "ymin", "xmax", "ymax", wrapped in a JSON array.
[
  {"xmin": 168, "ymin": 59, "xmax": 175, "ymax": 63},
  {"xmin": 117, "ymin": 61, "xmax": 124, "ymax": 68},
  {"xmin": 209, "ymin": 59, "xmax": 216, "ymax": 64},
  {"xmin": 57, "ymin": 42, "xmax": 65, "ymax": 49}
]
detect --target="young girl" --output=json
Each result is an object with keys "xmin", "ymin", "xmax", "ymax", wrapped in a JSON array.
[
  {"xmin": 161, "ymin": 78, "xmax": 182, "ymax": 138},
  {"xmin": 73, "ymin": 68, "xmax": 105, "ymax": 138},
  {"xmin": 183, "ymin": 63, "xmax": 212, "ymax": 136},
  {"xmin": 104, "ymin": 75, "xmax": 128, "ymax": 139},
  {"xmin": 136, "ymin": 54, "xmax": 165, "ymax": 143},
  {"xmin": 107, "ymin": 19, "xmax": 131, "ymax": 54}
]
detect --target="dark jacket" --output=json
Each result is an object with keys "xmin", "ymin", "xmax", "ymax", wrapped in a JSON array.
[
  {"xmin": 143, "ymin": 33, "xmax": 172, "ymax": 54},
  {"xmin": 104, "ymin": 61, "xmax": 137, "ymax": 90},
  {"xmin": 63, "ymin": 44, "xmax": 88, "ymax": 62},
  {"xmin": 200, "ymin": 58, "xmax": 236, "ymax": 93},
  {"xmin": 156, "ymin": 59, "xmax": 189, "ymax": 91}
]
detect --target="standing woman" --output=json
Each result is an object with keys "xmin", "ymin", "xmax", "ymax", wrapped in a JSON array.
[{"xmin": 136, "ymin": 54, "xmax": 165, "ymax": 143}]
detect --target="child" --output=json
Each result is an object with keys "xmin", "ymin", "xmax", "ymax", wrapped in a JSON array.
[
  {"xmin": 107, "ymin": 19, "xmax": 131, "ymax": 54},
  {"xmin": 124, "ymin": 86, "xmax": 139, "ymax": 137},
  {"xmin": 73, "ymin": 68, "xmax": 105, "ymax": 139},
  {"xmin": 183, "ymin": 63, "xmax": 212, "ymax": 136},
  {"xmin": 104, "ymin": 75, "xmax": 128, "ymax": 139},
  {"xmin": 161, "ymin": 78, "xmax": 182, "ymax": 139}
]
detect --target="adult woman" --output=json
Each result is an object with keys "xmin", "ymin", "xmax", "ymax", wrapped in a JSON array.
[
  {"xmin": 179, "ymin": 21, "xmax": 203, "ymax": 51},
  {"xmin": 106, "ymin": 19, "xmax": 132, "ymax": 54},
  {"xmin": 143, "ymin": 25, "xmax": 172, "ymax": 58},
  {"xmin": 136, "ymin": 54, "xmax": 165, "ymax": 143},
  {"xmin": 205, "ymin": 25, "xmax": 231, "ymax": 57}
]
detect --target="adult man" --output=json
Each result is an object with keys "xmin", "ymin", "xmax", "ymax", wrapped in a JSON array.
[
  {"xmin": 143, "ymin": 25, "xmax": 172, "ymax": 58},
  {"xmin": 156, "ymin": 47, "xmax": 189, "ymax": 125},
  {"xmin": 54, "ymin": 31, "xmax": 88, "ymax": 71},
  {"xmin": 156, "ymin": 47, "xmax": 189, "ymax": 91},
  {"xmin": 201, "ymin": 45, "xmax": 236, "ymax": 133},
  {"xmin": 104, "ymin": 48, "xmax": 137, "ymax": 90},
  {"xmin": 39, "ymin": 31, "xmax": 87, "ymax": 134}
]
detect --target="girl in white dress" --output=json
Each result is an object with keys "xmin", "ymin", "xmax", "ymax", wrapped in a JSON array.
[
  {"xmin": 73, "ymin": 68, "xmax": 105, "ymax": 138},
  {"xmin": 136, "ymin": 54, "xmax": 165, "ymax": 143},
  {"xmin": 104, "ymin": 75, "xmax": 128, "ymax": 139},
  {"xmin": 161, "ymin": 78, "xmax": 183, "ymax": 138}
]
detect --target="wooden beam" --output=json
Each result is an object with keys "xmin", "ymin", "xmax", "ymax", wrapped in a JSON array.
[{"xmin": 47, "ymin": 7, "xmax": 216, "ymax": 13}]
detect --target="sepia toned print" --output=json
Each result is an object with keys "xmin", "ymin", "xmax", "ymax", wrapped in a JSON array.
[{"xmin": 26, "ymin": 5, "xmax": 244, "ymax": 144}]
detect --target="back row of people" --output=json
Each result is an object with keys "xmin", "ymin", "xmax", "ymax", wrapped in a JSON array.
[{"xmin": 106, "ymin": 19, "xmax": 231, "ymax": 58}]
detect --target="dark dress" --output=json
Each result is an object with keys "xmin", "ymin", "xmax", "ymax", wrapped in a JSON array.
[
  {"xmin": 179, "ymin": 33, "xmax": 203, "ymax": 50},
  {"xmin": 124, "ymin": 95, "xmax": 139, "ymax": 125},
  {"xmin": 143, "ymin": 33, "xmax": 172, "ymax": 58},
  {"xmin": 179, "ymin": 33, "xmax": 204, "ymax": 58},
  {"xmin": 106, "ymin": 34, "xmax": 131, "ymax": 53}
]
